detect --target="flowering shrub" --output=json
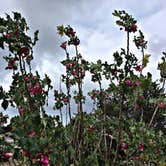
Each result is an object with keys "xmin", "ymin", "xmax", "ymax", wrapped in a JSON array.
[{"xmin": 0, "ymin": 10, "xmax": 166, "ymax": 165}]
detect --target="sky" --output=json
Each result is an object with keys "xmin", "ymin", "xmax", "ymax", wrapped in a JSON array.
[{"xmin": 0, "ymin": 0, "xmax": 166, "ymax": 119}]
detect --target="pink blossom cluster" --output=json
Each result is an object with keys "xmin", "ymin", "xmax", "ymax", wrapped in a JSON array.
[
  {"xmin": 125, "ymin": 79, "xmax": 141, "ymax": 87},
  {"xmin": 22, "ymin": 150, "xmax": 49, "ymax": 166},
  {"xmin": 34, "ymin": 153, "xmax": 49, "ymax": 166},
  {"xmin": 28, "ymin": 82, "xmax": 42, "ymax": 95},
  {"xmin": 6, "ymin": 57, "xmax": 18, "ymax": 70}
]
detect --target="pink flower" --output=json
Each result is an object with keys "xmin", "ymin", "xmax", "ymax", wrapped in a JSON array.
[
  {"xmin": 22, "ymin": 150, "xmax": 30, "ymax": 157},
  {"xmin": 66, "ymin": 63, "xmax": 71, "ymax": 70},
  {"xmin": 125, "ymin": 23, "xmax": 137, "ymax": 33},
  {"xmin": 5, "ymin": 33, "xmax": 11, "ymax": 39},
  {"xmin": 139, "ymin": 95, "xmax": 145, "ymax": 100},
  {"xmin": 138, "ymin": 143, "xmax": 144, "ymax": 152},
  {"xmin": 14, "ymin": 30, "xmax": 19, "ymax": 38},
  {"xmin": 96, "ymin": 90, "xmax": 100, "ymax": 95},
  {"xmin": 34, "ymin": 83, "xmax": 42, "ymax": 94},
  {"xmin": 131, "ymin": 24, "xmax": 137, "ymax": 33},
  {"xmin": 135, "ymin": 80, "xmax": 141, "ymax": 86},
  {"xmin": 66, "ymin": 27, "xmax": 76, "ymax": 37},
  {"xmin": 28, "ymin": 131, "xmax": 36, "ymax": 137},
  {"xmin": 134, "ymin": 155, "xmax": 140, "ymax": 161},
  {"xmin": 125, "ymin": 79, "xmax": 132, "ymax": 86},
  {"xmin": 71, "ymin": 61, "xmax": 76, "ymax": 67},
  {"xmin": 6, "ymin": 57, "xmax": 18, "ymax": 70},
  {"xmin": 18, "ymin": 107, "xmax": 24, "ymax": 115},
  {"xmin": 134, "ymin": 65, "xmax": 142, "ymax": 72},
  {"xmin": 135, "ymin": 39, "xmax": 145, "ymax": 47},
  {"xmin": 41, "ymin": 155, "xmax": 49, "ymax": 166},
  {"xmin": 90, "ymin": 95, "xmax": 95, "ymax": 100},
  {"xmin": 24, "ymin": 76, "xmax": 30, "ymax": 82},
  {"xmin": 135, "ymin": 104, "xmax": 140, "ymax": 110},
  {"xmin": 35, "ymin": 153, "xmax": 49, "ymax": 166},
  {"xmin": 5, "ymin": 152, "xmax": 13, "ymax": 158},
  {"xmin": 32, "ymin": 76, "xmax": 37, "ymax": 80},
  {"xmin": 29, "ymin": 86, "xmax": 35, "ymax": 95},
  {"xmin": 72, "ymin": 71, "xmax": 78, "ymax": 78},
  {"xmin": 29, "ymin": 83, "xmax": 42, "ymax": 95},
  {"xmin": 121, "ymin": 141, "xmax": 128, "ymax": 150},
  {"xmin": 60, "ymin": 41, "xmax": 67, "ymax": 50},
  {"xmin": 158, "ymin": 102, "xmax": 164, "ymax": 109},
  {"xmin": 63, "ymin": 97, "xmax": 69, "ymax": 104},
  {"xmin": 18, "ymin": 47, "xmax": 29, "ymax": 55}
]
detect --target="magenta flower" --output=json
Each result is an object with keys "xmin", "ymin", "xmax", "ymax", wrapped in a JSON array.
[
  {"xmin": 18, "ymin": 107, "xmax": 24, "ymax": 115},
  {"xmin": 60, "ymin": 41, "xmax": 67, "ymax": 50},
  {"xmin": 28, "ymin": 131, "xmax": 36, "ymax": 137},
  {"xmin": 18, "ymin": 47, "xmax": 29, "ymax": 55},
  {"xmin": 5, "ymin": 152, "xmax": 13, "ymax": 158},
  {"xmin": 24, "ymin": 76, "xmax": 30, "ymax": 82},
  {"xmin": 134, "ymin": 65, "xmax": 142, "ymax": 72},
  {"xmin": 41, "ymin": 155, "xmax": 49, "ymax": 166},
  {"xmin": 138, "ymin": 143, "xmax": 144, "ymax": 152},
  {"xmin": 90, "ymin": 95, "xmax": 95, "ymax": 100},
  {"xmin": 66, "ymin": 63, "xmax": 71, "ymax": 70},
  {"xmin": 29, "ymin": 83, "xmax": 42, "ymax": 95},
  {"xmin": 134, "ymin": 155, "xmax": 140, "ymax": 161},
  {"xmin": 66, "ymin": 27, "xmax": 76, "ymax": 37},
  {"xmin": 29, "ymin": 86, "xmax": 35, "ymax": 94},
  {"xmin": 14, "ymin": 30, "xmax": 19, "ymax": 38},
  {"xmin": 135, "ymin": 80, "xmax": 141, "ymax": 86},
  {"xmin": 5, "ymin": 33, "xmax": 11, "ymax": 39},
  {"xmin": 35, "ymin": 153, "xmax": 49, "ymax": 166},
  {"xmin": 130, "ymin": 23, "xmax": 137, "ymax": 33},
  {"xmin": 22, "ymin": 150, "xmax": 30, "ymax": 157},
  {"xmin": 158, "ymin": 102, "xmax": 164, "ymax": 109},
  {"xmin": 34, "ymin": 83, "xmax": 42, "ymax": 94},
  {"xmin": 125, "ymin": 79, "xmax": 132, "ymax": 86},
  {"xmin": 32, "ymin": 76, "xmax": 37, "ymax": 80},
  {"xmin": 72, "ymin": 71, "xmax": 78, "ymax": 78},
  {"xmin": 139, "ymin": 95, "xmax": 145, "ymax": 100},
  {"xmin": 63, "ymin": 97, "xmax": 69, "ymax": 104},
  {"xmin": 71, "ymin": 61, "xmax": 76, "ymax": 67},
  {"xmin": 125, "ymin": 23, "xmax": 137, "ymax": 33},
  {"xmin": 6, "ymin": 57, "xmax": 18, "ymax": 70},
  {"xmin": 121, "ymin": 141, "xmax": 128, "ymax": 150}
]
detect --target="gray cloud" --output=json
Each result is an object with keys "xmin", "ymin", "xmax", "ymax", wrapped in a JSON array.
[{"xmin": 1, "ymin": 0, "xmax": 166, "ymax": 118}]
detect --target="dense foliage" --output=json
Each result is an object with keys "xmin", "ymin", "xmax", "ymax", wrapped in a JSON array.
[{"xmin": 0, "ymin": 10, "xmax": 166, "ymax": 165}]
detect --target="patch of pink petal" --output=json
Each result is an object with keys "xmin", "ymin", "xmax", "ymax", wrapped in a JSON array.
[
  {"xmin": 28, "ymin": 131, "xmax": 36, "ymax": 137},
  {"xmin": 5, "ymin": 152, "xmax": 13, "ymax": 158},
  {"xmin": 125, "ymin": 79, "xmax": 132, "ymax": 86},
  {"xmin": 158, "ymin": 102, "xmax": 164, "ymax": 109}
]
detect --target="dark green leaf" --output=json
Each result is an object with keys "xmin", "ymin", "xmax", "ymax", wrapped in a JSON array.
[{"xmin": 2, "ymin": 99, "xmax": 8, "ymax": 110}]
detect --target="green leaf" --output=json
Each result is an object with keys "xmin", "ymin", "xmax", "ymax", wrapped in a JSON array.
[
  {"xmin": 142, "ymin": 54, "xmax": 151, "ymax": 68},
  {"xmin": 116, "ymin": 20, "xmax": 123, "ymax": 26},
  {"xmin": 13, "ymin": 12, "xmax": 21, "ymax": 20},
  {"xmin": 1, "ymin": 99, "xmax": 8, "ymax": 110},
  {"xmin": 57, "ymin": 25, "xmax": 65, "ymax": 36},
  {"xmin": 33, "ymin": 30, "xmax": 39, "ymax": 45},
  {"xmin": 0, "ymin": 39, "xmax": 4, "ymax": 49}
]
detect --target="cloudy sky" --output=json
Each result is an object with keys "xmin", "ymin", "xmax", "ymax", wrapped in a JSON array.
[{"xmin": 0, "ymin": 0, "xmax": 166, "ymax": 119}]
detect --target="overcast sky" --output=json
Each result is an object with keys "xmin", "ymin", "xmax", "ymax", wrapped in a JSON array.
[{"xmin": 1, "ymin": 0, "xmax": 166, "ymax": 118}]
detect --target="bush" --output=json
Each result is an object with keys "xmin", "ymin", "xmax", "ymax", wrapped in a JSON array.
[{"xmin": 0, "ymin": 10, "xmax": 166, "ymax": 166}]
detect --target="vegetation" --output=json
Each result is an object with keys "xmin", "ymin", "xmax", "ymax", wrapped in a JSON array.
[{"xmin": 0, "ymin": 10, "xmax": 166, "ymax": 165}]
